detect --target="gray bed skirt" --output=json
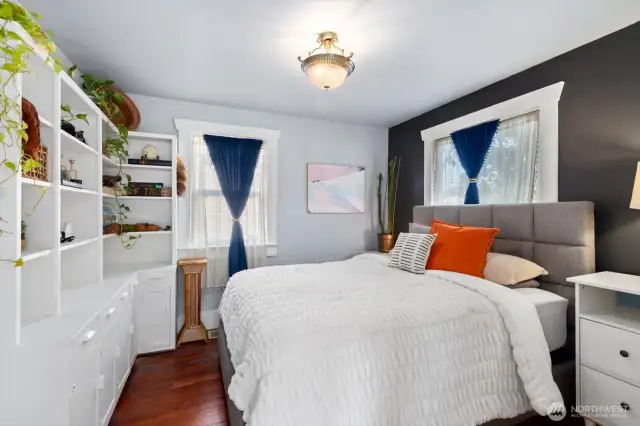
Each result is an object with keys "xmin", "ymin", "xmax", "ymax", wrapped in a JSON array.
[{"xmin": 218, "ymin": 320, "xmax": 575, "ymax": 426}]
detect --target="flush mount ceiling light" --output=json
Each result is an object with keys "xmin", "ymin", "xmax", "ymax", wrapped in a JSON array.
[{"xmin": 298, "ymin": 31, "xmax": 355, "ymax": 90}]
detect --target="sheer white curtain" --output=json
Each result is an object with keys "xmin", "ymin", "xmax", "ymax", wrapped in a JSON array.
[
  {"xmin": 188, "ymin": 134, "xmax": 267, "ymax": 288},
  {"xmin": 433, "ymin": 111, "xmax": 540, "ymax": 205}
]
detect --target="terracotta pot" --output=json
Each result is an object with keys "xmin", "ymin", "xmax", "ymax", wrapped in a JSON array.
[
  {"xmin": 108, "ymin": 87, "xmax": 141, "ymax": 130},
  {"xmin": 21, "ymin": 238, "xmax": 26, "ymax": 252},
  {"xmin": 378, "ymin": 233, "xmax": 395, "ymax": 253}
]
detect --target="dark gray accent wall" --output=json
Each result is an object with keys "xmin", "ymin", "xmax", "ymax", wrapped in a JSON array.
[{"xmin": 389, "ymin": 22, "xmax": 640, "ymax": 275}]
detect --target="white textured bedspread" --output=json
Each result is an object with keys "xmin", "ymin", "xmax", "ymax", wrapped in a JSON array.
[{"xmin": 219, "ymin": 253, "xmax": 563, "ymax": 426}]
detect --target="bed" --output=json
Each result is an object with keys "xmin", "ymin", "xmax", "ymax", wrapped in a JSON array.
[{"xmin": 218, "ymin": 201, "xmax": 595, "ymax": 426}]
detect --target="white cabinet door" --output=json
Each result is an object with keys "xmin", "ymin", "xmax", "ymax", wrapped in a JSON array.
[
  {"xmin": 97, "ymin": 329, "xmax": 116, "ymax": 426},
  {"xmin": 71, "ymin": 343, "xmax": 100, "ymax": 426},
  {"xmin": 116, "ymin": 302, "xmax": 133, "ymax": 391},
  {"xmin": 130, "ymin": 282, "xmax": 139, "ymax": 364},
  {"xmin": 136, "ymin": 282, "xmax": 173, "ymax": 354}
]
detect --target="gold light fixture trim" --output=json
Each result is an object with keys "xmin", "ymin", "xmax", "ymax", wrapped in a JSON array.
[{"xmin": 298, "ymin": 31, "xmax": 355, "ymax": 90}]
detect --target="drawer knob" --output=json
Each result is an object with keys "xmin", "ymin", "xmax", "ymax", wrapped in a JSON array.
[
  {"xmin": 620, "ymin": 350, "xmax": 630, "ymax": 358},
  {"xmin": 82, "ymin": 330, "xmax": 96, "ymax": 343},
  {"xmin": 621, "ymin": 402, "xmax": 630, "ymax": 411}
]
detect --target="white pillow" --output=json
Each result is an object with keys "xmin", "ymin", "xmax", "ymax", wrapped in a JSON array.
[
  {"xmin": 483, "ymin": 252, "xmax": 548, "ymax": 285},
  {"xmin": 389, "ymin": 232, "xmax": 437, "ymax": 274},
  {"xmin": 408, "ymin": 223, "xmax": 431, "ymax": 234}
]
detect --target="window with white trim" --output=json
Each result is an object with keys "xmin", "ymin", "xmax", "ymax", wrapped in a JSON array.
[
  {"xmin": 174, "ymin": 118, "xmax": 279, "ymax": 257},
  {"xmin": 432, "ymin": 111, "xmax": 540, "ymax": 205},
  {"xmin": 191, "ymin": 135, "xmax": 266, "ymax": 246}
]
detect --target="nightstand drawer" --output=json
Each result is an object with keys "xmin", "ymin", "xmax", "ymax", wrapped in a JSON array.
[
  {"xmin": 581, "ymin": 366, "xmax": 640, "ymax": 426},
  {"xmin": 581, "ymin": 319, "xmax": 640, "ymax": 385}
]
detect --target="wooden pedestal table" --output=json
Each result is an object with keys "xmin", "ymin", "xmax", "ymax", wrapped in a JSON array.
[{"xmin": 177, "ymin": 258, "xmax": 208, "ymax": 345}]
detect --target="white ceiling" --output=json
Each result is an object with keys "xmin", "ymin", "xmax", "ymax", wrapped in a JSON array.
[{"xmin": 21, "ymin": 0, "xmax": 640, "ymax": 127}]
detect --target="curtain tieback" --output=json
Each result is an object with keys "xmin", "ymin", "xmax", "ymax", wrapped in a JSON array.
[
  {"xmin": 231, "ymin": 218, "xmax": 241, "ymax": 223},
  {"xmin": 469, "ymin": 178, "xmax": 478, "ymax": 183}
]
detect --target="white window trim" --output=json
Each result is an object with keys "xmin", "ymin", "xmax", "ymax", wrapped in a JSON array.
[
  {"xmin": 174, "ymin": 118, "xmax": 280, "ymax": 257},
  {"xmin": 420, "ymin": 82, "xmax": 564, "ymax": 206}
]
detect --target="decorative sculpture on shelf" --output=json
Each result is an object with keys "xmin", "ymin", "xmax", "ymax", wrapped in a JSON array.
[
  {"xmin": 60, "ymin": 223, "xmax": 75, "ymax": 244},
  {"xmin": 21, "ymin": 221, "xmax": 27, "ymax": 252},
  {"xmin": 103, "ymin": 222, "xmax": 171, "ymax": 235},
  {"xmin": 22, "ymin": 98, "xmax": 41, "ymax": 160},
  {"xmin": 177, "ymin": 155, "xmax": 187, "ymax": 196},
  {"xmin": 61, "ymin": 157, "xmax": 84, "ymax": 189}
]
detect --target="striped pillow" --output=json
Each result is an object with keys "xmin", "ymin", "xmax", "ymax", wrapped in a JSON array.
[{"xmin": 389, "ymin": 232, "xmax": 437, "ymax": 274}]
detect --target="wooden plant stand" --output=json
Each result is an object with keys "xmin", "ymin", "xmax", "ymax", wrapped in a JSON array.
[{"xmin": 177, "ymin": 258, "xmax": 208, "ymax": 345}]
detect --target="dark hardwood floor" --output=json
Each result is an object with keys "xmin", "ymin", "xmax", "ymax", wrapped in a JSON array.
[
  {"xmin": 110, "ymin": 340, "xmax": 228, "ymax": 426},
  {"xmin": 111, "ymin": 340, "xmax": 582, "ymax": 426}
]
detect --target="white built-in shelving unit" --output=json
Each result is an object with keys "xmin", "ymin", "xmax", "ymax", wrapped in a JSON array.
[
  {"xmin": 0, "ymin": 22, "xmax": 178, "ymax": 426},
  {"xmin": 0, "ymin": 27, "xmax": 177, "ymax": 345},
  {"xmin": 102, "ymin": 131, "xmax": 178, "ymax": 268}
]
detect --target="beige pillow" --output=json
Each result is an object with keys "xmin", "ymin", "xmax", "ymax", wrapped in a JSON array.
[
  {"xmin": 483, "ymin": 252, "xmax": 548, "ymax": 285},
  {"xmin": 511, "ymin": 279, "xmax": 540, "ymax": 289}
]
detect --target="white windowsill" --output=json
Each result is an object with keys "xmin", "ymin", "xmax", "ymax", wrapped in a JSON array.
[{"xmin": 179, "ymin": 244, "xmax": 278, "ymax": 257}]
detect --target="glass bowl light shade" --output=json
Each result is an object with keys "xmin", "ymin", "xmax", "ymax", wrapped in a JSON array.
[{"xmin": 299, "ymin": 32, "xmax": 355, "ymax": 90}]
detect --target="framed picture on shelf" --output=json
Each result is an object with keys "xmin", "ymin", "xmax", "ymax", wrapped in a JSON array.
[{"xmin": 307, "ymin": 163, "xmax": 365, "ymax": 214}]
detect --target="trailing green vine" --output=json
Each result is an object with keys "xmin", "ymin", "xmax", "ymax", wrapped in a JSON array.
[
  {"xmin": 60, "ymin": 104, "xmax": 88, "ymax": 125},
  {"xmin": 0, "ymin": 1, "xmax": 61, "ymax": 266},
  {"xmin": 69, "ymin": 66, "xmax": 124, "ymax": 123},
  {"xmin": 103, "ymin": 125, "xmax": 139, "ymax": 249}
]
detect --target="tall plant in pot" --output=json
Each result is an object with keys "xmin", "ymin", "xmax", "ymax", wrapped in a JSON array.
[{"xmin": 377, "ymin": 157, "xmax": 400, "ymax": 253}]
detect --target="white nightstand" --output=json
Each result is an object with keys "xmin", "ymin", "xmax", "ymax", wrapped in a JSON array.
[{"xmin": 569, "ymin": 272, "xmax": 640, "ymax": 426}]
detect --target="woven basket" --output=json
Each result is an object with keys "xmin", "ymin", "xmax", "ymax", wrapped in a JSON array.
[{"xmin": 21, "ymin": 145, "xmax": 48, "ymax": 182}]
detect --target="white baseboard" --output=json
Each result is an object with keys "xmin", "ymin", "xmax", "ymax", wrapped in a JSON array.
[
  {"xmin": 176, "ymin": 309, "xmax": 220, "ymax": 334},
  {"xmin": 201, "ymin": 309, "xmax": 220, "ymax": 330}
]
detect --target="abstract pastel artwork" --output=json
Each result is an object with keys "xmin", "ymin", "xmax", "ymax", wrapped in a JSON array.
[{"xmin": 307, "ymin": 163, "xmax": 365, "ymax": 213}]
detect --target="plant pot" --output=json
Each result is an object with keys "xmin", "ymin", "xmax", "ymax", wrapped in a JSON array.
[
  {"xmin": 378, "ymin": 233, "xmax": 395, "ymax": 253},
  {"xmin": 21, "ymin": 237, "xmax": 26, "ymax": 252},
  {"xmin": 61, "ymin": 120, "xmax": 76, "ymax": 136}
]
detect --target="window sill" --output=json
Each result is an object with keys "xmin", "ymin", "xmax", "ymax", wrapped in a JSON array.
[{"xmin": 179, "ymin": 244, "xmax": 278, "ymax": 257}]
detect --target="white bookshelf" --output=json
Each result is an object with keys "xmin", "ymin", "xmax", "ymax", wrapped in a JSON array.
[
  {"xmin": 0, "ymin": 21, "xmax": 179, "ymax": 426},
  {"xmin": 102, "ymin": 130, "xmax": 178, "ymax": 267},
  {"xmin": 0, "ymin": 22, "xmax": 178, "ymax": 346}
]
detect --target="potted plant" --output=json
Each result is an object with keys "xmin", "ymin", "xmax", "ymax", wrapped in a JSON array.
[
  {"xmin": 75, "ymin": 71, "xmax": 124, "ymax": 122},
  {"xmin": 21, "ymin": 221, "xmax": 27, "ymax": 251},
  {"xmin": 60, "ymin": 104, "xmax": 89, "ymax": 140},
  {"xmin": 377, "ymin": 157, "xmax": 400, "ymax": 253}
]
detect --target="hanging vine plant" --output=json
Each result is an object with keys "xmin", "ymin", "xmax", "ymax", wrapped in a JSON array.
[
  {"xmin": 0, "ymin": 1, "xmax": 61, "ymax": 267},
  {"xmin": 103, "ymin": 125, "xmax": 139, "ymax": 249}
]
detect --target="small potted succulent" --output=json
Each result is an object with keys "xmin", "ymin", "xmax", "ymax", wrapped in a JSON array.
[{"xmin": 21, "ymin": 220, "xmax": 27, "ymax": 252}]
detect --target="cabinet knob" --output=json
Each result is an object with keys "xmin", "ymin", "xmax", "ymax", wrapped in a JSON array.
[
  {"xmin": 621, "ymin": 402, "xmax": 630, "ymax": 411},
  {"xmin": 82, "ymin": 330, "xmax": 96, "ymax": 343},
  {"xmin": 620, "ymin": 350, "xmax": 630, "ymax": 358}
]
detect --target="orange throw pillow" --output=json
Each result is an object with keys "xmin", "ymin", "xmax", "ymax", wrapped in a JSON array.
[{"xmin": 426, "ymin": 220, "xmax": 499, "ymax": 278}]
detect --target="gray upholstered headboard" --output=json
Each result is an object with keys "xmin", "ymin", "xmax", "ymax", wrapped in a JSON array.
[{"xmin": 413, "ymin": 202, "xmax": 595, "ymax": 326}]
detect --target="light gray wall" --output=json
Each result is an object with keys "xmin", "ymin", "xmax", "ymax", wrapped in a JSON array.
[
  {"xmin": 128, "ymin": 94, "xmax": 388, "ymax": 329},
  {"xmin": 130, "ymin": 94, "xmax": 388, "ymax": 266}
]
